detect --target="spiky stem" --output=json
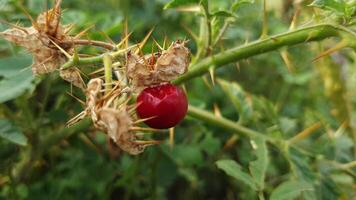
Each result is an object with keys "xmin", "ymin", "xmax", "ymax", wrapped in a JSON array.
[
  {"xmin": 173, "ymin": 24, "xmax": 355, "ymax": 84},
  {"xmin": 187, "ymin": 105, "xmax": 273, "ymax": 142},
  {"xmin": 60, "ymin": 24, "xmax": 355, "ymax": 79}
]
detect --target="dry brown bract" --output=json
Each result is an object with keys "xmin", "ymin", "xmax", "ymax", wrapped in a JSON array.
[
  {"xmin": 0, "ymin": 0, "xmax": 85, "ymax": 89},
  {"xmin": 67, "ymin": 78, "xmax": 157, "ymax": 155},
  {"xmin": 126, "ymin": 40, "xmax": 190, "ymax": 91}
]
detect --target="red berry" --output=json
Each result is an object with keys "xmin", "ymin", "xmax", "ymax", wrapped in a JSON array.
[{"xmin": 136, "ymin": 83, "xmax": 188, "ymax": 129}]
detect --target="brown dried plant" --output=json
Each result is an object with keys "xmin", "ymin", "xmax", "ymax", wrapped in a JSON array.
[
  {"xmin": 67, "ymin": 78, "xmax": 160, "ymax": 155},
  {"xmin": 126, "ymin": 40, "xmax": 190, "ymax": 92},
  {"xmin": 0, "ymin": 0, "xmax": 85, "ymax": 89},
  {"xmin": 0, "ymin": 1, "xmax": 190, "ymax": 155}
]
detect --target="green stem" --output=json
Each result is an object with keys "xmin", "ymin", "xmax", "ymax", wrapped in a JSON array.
[
  {"xmin": 173, "ymin": 24, "xmax": 355, "ymax": 84},
  {"xmin": 187, "ymin": 105, "xmax": 272, "ymax": 141},
  {"xmin": 103, "ymin": 54, "xmax": 113, "ymax": 94}
]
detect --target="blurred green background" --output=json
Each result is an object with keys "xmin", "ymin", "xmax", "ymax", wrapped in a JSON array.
[{"xmin": 0, "ymin": 0, "xmax": 355, "ymax": 199}]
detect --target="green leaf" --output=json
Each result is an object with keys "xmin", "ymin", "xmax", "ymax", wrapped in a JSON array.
[
  {"xmin": 0, "ymin": 55, "xmax": 36, "ymax": 103},
  {"xmin": 249, "ymin": 137, "xmax": 268, "ymax": 190},
  {"xmin": 288, "ymin": 147, "xmax": 317, "ymax": 182},
  {"xmin": 270, "ymin": 180, "xmax": 313, "ymax": 200},
  {"xmin": 216, "ymin": 159, "xmax": 257, "ymax": 191},
  {"xmin": 232, "ymin": 0, "xmax": 254, "ymax": 11},
  {"xmin": 211, "ymin": 10, "xmax": 237, "ymax": 18},
  {"xmin": 310, "ymin": 0, "xmax": 349, "ymax": 16},
  {"xmin": 199, "ymin": 132, "xmax": 221, "ymax": 156},
  {"xmin": 0, "ymin": 119, "xmax": 27, "ymax": 146},
  {"xmin": 218, "ymin": 79, "xmax": 253, "ymax": 124},
  {"xmin": 164, "ymin": 0, "xmax": 200, "ymax": 9}
]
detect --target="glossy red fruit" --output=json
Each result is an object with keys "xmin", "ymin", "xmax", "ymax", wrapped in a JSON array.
[{"xmin": 136, "ymin": 83, "xmax": 188, "ymax": 129}]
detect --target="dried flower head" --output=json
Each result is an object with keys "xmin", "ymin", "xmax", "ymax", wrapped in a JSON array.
[
  {"xmin": 0, "ymin": 0, "xmax": 86, "ymax": 89},
  {"xmin": 126, "ymin": 40, "xmax": 190, "ymax": 91},
  {"xmin": 0, "ymin": 1, "xmax": 72, "ymax": 75},
  {"xmin": 67, "ymin": 78, "xmax": 158, "ymax": 155}
]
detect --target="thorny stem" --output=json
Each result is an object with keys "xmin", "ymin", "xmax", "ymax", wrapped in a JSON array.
[
  {"xmin": 10, "ymin": 23, "xmax": 355, "ymax": 182},
  {"xmin": 61, "ymin": 44, "xmax": 138, "ymax": 70},
  {"xmin": 173, "ymin": 23, "xmax": 356, "ymax": 84},
  {"xmin": 60, "ymin": 24, "xmax": 355, "ymax": 79},
  {"xmin": 187, "ymin": 105, "xmax": 273, "ymax": 142},
  {"xmin": 60, "ymin": 39, "xmax": 116, "ymax": 50}
]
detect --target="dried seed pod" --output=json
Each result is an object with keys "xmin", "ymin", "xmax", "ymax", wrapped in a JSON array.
[
  {"xmin": 60, "ymin": 68, "xmax": 85, "ymax": 90},
  {"xmin": 154, "ymin": 40, "xmax": 190, "ymax": 80},
  {"xmin": 67, "ymin": 78, "xmax": 157, "ymax": 155},
  {"xmin": 97, "ymin": 107, "xmax": 148, "ymax": 155},
  {"xmin": 0, "ymin": 0, "xmax": 74, "ymax": 78},
  {"xmin": 126, "ymin": 40, "xmax": 190, "ymax": 91}
]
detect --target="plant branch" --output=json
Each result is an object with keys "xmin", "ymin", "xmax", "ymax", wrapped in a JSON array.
[
  {"xmin": 61, "ymin": 44, "xmax": 138, "ymax": 70},
  {"xmin": 60, "ymin": 39, "xmax": 116, "ymax": 50},
  {"xmin": 187, "ymin": 105, "xmax": 273, "ymax": 142},
  {"xmin": 173, "ymin": 24, "xmax": 355, "ymax": 84}
]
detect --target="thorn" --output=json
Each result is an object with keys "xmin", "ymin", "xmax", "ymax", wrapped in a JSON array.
[
  {"xmin": 130, "ymin": 127, "xmax": 167, "ymax": 132},
  {"xmin": 312, "ymin": 40, "xmax": 347, "ymax": 62},
  {"xmin": 89, "ymin": 68, "xmax": 104, "ymax": 76},
  {"xmin": 280, "ymin": 49, "xmax": 294, "ymax": 73},
  {"xmin": 244, "ymin": 34, "xmax": 249, "ymax": 45},
  {"xmin": 117, "ymin": 31, "xmax": 133, "ymax": 48},
  {"xmin": 74, "ymin": 24, "xmax": 95, "ymax": 39},
  {"xmin": 169, "ymin": 127, "xmax": 174, "ymax": 149},
  {"xmin": 128, "ymin": 101, "xmax": 141, "ymax": 114},
  {"xmin": 289, "ymin": 8, "xmax": 300, "ymax": 31},
  {"xmin": 66, "ymin": 91, "xmax": 85, "ymax": 105},
  {"xmin": 260, "ymin": 0, "xmax": 269, "ymax": 39},
  {"xmin": 163, "ymin": 35, "xmax": 168, "ymax": 49},
  {"xmin": 99, "ymin": 30, "xmax": 115, "ymax": 45},
  {"xmin": 77, "ymin": 67, "xmax": 89, "ymax": 79},
  {"xmin": 213, "ymin": 103, "xmax": 222, "ymax": 118},
  {"xmin": 209, "ymin": 66, "xmax": 216, "ymax": 86},
  {"xmin": 134, "ymin": 27, "xmax": 154, "ymax": 54},
  {"xmin": 153, "ymin": 38, "xmax": 164, "ymax": 51},
  {"xmin": 334, "ymin": 121, "xmax": 348, "ymax": 138},
  {"xmin": 49, "ymin": 39, "xmax": 71, "ymax": 58},
  {"xmin": 133, "ymin": 140, "xmax": 161, "ymax": 146},
  {"xmin": 288, "ymin": 122, "xmax": 322, "ymax": 144},
  {"xmin": 181, "ymin": 23, "xmax": 199, "ymax": 42},
  {"xmin": 18, "ymin": 4, "xmax": 40, "ymax": 31},
  {"xmin": 223, "ymin": 135, "xmax": 239, "ymax": 150},
  {"xmin": 202, "ymin": 76, "xmax": 213, "ymax": 90},
  {"xmin": 0, "ymin": 20, "xmax": 28, "ymax": 33},
  {"xmin": 133, "ymin": 116, "xmax": 156, "ymax": 125},
  {"xmin": 66, "ymin": 111, "xmax": 87, "ymax": 126},
  {"xmin": 123, "ymin": 17, "xmax": 129, "ymax": 48},
  {"xmin": 235, "ymin": 63, "xmax": 240, "ymax": 72},
  {"xmin": 64, "ymin": 23, "xmax": 75, "ymax": 34}
]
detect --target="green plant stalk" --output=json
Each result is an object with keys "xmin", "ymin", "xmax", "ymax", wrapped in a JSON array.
[
  {"xmin": 187, "ymin": 105, "xmax": 272, "ymax": 141},
  {"xmin": 173, "ymin": 24, "xmax": 355, "ymax": 84},
  {"xmin": 61, "ymin": 44, "xmax": 138, "ymax": 70},
  {"xmin": 103, "ymin": 54, "xmax": 113, "ymax": 94}
]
